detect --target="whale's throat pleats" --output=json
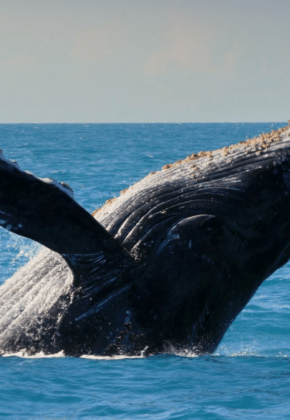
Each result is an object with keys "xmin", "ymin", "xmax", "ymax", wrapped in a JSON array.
[{"xmin": 0, "ymin": 154, "xmax": 133, "ymax": 288}]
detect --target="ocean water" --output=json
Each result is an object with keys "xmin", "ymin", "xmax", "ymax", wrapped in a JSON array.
[{"xmin": 0, "ymin": 123, "xmax": 290, "ymax": 419}]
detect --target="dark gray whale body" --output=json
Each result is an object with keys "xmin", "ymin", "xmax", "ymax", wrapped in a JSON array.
[{"xmin": 1, "ymin": 124, "xmax": 290, "ymax": 356}]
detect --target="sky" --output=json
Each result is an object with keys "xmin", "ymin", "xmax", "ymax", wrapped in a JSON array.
[{"xmin": 1, "ymin": 0, "xmax": 289, "ymax": 123}]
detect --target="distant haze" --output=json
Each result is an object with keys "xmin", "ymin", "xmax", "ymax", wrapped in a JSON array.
[{"xmin": 1, "ymin": 0, "xmax": 289, "ymax": 123}]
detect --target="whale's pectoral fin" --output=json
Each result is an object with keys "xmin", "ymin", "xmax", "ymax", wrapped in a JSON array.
[{"xmin": 0, "ymin": 152, "xmax": 132, "ymax": 285}]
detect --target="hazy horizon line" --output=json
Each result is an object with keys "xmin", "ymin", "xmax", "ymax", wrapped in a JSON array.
[{"xmin": 0, "ymin": 121, "xmax": 287, "ymax": 125}]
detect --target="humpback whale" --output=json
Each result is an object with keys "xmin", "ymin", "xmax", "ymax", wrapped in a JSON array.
[{"xmin": 1, "ymin": 123, "xmax": 290, "ymax": 357}]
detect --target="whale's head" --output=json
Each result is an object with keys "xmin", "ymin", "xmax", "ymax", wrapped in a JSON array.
[{"xmin": 91, "ymin": 124, "xmax": 290, "ymax": 354}]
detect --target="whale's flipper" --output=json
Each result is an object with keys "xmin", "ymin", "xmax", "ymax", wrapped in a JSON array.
[{"xmin": 0, "ymin": 153, "xmax": 132, "ymax": 286}]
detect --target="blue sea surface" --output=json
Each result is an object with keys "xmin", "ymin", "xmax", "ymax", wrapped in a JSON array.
[{"xmin": 0, "ymin": 123, "xmax": 290, "ymax": 419}]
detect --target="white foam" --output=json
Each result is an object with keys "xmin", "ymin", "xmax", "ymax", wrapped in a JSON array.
[{"xmin": 2, "ymin": 350, "xmax": 65, "ymax": 358}]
